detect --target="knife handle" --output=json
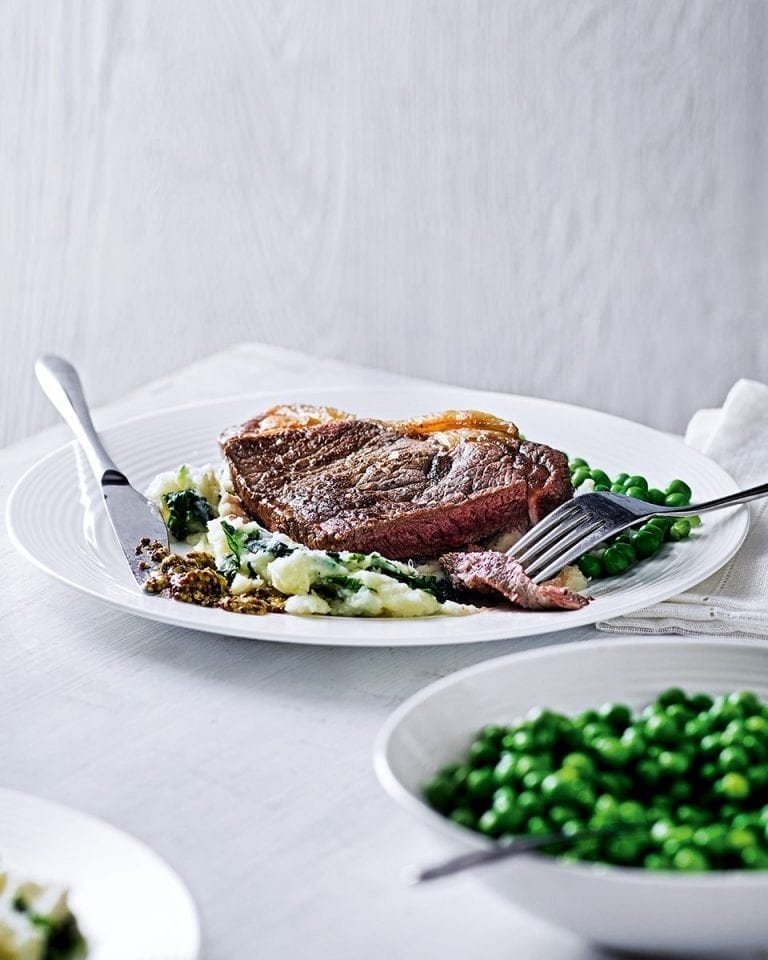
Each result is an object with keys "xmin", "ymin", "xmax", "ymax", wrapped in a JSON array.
[{"xmin": 35, "ymin": 355, "xmax": 123, "ymax": 481}]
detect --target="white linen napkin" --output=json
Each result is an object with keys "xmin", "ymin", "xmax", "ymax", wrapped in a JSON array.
[{"xmin": 597, "ymin": 379, "xmax": 768, "ymax": 639}]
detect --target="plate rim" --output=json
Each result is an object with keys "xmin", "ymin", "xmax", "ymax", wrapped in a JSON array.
[{"xmin": 6, "ymin": 386, "xmax": 750, "ymax": 647}]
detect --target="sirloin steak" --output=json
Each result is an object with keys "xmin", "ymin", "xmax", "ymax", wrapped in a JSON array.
[{"xmin": 220, "ymin": 408, "xmax": 572, "ymax": 559}]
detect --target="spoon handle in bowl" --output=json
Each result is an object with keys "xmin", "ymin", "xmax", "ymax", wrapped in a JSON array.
[{"xmin": 409, "ymin": 830, "xmax": 587, "ymax": 883}]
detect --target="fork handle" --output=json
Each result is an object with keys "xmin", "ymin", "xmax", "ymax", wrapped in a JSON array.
[
  {"xmin": 670, "ymin": 481, "xmax": 768, "ymax": 517},
  {"xmin": 35, "ymin": 355, "xmax": 121, "ymax": 481}
]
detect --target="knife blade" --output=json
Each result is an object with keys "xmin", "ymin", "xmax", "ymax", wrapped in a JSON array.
[{"xmin": 35, "ymin": 355, "xmax": 169, "ymax": 586}]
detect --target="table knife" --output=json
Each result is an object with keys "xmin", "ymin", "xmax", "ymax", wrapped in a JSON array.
[{"xmin": 35, "ymin": 355, "xmax": 169, "ymax": 585}]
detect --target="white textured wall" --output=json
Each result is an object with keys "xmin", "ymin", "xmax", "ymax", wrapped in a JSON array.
[{"xmin": 2, "ymin": 0, "xmax": 766, "ymax": 446}]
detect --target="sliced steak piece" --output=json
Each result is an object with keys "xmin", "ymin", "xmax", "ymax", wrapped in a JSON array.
[
  {"xmin": 221, "ymin": 410, "xmax": 572, "ymax": 559},
  {"xmin": 440, "ymin": 551, "xmax": 591, "ymax": 611}
]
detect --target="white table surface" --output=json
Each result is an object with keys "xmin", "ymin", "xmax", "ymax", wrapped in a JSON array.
[{"xmin": 0, "ymin": 343, "xmax": 745, "ymax": 960}]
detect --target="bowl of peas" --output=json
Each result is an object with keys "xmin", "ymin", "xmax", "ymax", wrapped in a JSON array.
[{"xmin": 375, "ymin": 638, "xmax": 768, "ymax": 954}]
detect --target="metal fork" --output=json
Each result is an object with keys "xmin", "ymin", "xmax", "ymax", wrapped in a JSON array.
[{"xmin": 511, "ymin": 483, "xmax": 768, "ymax": 583}]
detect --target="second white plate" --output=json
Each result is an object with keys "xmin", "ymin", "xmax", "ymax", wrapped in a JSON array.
[
  {"xmin": 6, "ymin": 385, "xmax": 748, "ymax": 646},
  {"xmin": 0, "ymin": 788, "xmax": 200, "ymax": 960}
]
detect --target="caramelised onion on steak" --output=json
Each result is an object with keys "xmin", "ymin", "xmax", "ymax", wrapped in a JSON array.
[{"xmin": 220, "ymin": 405, "xmax": 573, "ymax": 561}]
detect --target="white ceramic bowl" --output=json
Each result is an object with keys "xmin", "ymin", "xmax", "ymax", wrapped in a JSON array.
[{"xmin": 375, "ymin": 637, "xmax": 768, "ymax": 955}]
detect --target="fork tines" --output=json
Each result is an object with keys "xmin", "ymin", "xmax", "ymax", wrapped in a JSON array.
[{"xmin": 509, "ymin": 500, "xmax": 612, "ymax": 584}]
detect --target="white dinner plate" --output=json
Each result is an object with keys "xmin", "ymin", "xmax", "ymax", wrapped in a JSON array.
[
  {"xmin": 0, "ymin": 788, "xmax": 200, "ymax": 960},
  {"xmin": 6, "ymin": 385, "xmax": 748, "ymax": 647}
]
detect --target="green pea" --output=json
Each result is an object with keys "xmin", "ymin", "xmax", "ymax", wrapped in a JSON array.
[
  {"xmin": 620, "ymin": 727, "xmax": 646, "ymax": 756},
  {"xmin": 600, "ymin": 771, "xmax": 633, "ymax": 797},
  {"xmin": 657, "ymin": 751, "xmax": 689, "ymax": 776},
  {"xmin": 625, "ymin": 485, "xmax": 648, "ymax": 501},
  {"xmin": 650, "ymin": 819, "xmax": 676, "ymax": 844},
  {"xmin": 665, "ymin": 492, "xmax": 690, "ymax": 508},
  {"xmin": 614, "ymin": 473, "xmax": 630, "ymax": 485},
  {"xmin": 579, "ymin": 720, "xmax": 609, "ymax": 740},
  {"xmin": 590, "ymin": 469, "xmax": 611, "ymax": 487},
  {"xmin": 657, "ymin": 687, "xmax": 688, "ymax": 707},
  {"xmin": 562, "ymin": 752, "xmax": 597, "ymax": 776},
  {"xmin": 669, "ymin": 781, "xmax": 692, "ymax": 803},
  {"xmin": 526, "ymin": 815, "xmax": 552, "ymax": 836},
  {"xmin": 468, "ymin": 740, "xmax": 500, "ymax": 767},
  {"xmin": 728, "ymin": 690, "xmax": 761, "ymax": 713},
  {"xmin": 687, "ymin": 515, "xmax": 702, "ymax": 528},
  {"xmin": 626, "ymin": 475, "xmax": 649, "ymax": 491},
  {"xmin": 610, "ymin": 483, "xmax": 625, "ymax": 493},
  {"xmin": 466, "ymin": 768, "xmax": 496, "ymax": 799},
  {"xmin": 541, "ymin": 768, "xmax": 582, "ymax": 804},
  {"xmin": 516, "ymin": 790, "xmax": 542, "ymax": 817},
  {"xmin": 478, "ymin": 809, "xmax": 503, "ymax": 837},
  {"xmin": 662, "ymin": 826, "xmax": 695, "ymax": 854},
  {"xmin": 593, "ymin": 483, "xmax": 610, "ymax": 493},
  {"xmin": 598, "ymin": 702, "xmax": 633, "ymax": 729},
  {"xmin": 731, "ymin": 812, "xmax": 761, "ymax": 832},
  {"xmin": 666, "ymin": 479, "xmax": 692, "ymax": 499},
  {"xmin": 700, "ymin": 761, "xmax": 718, "ymax": 782},
  {"xmin": 669, "ymin": 519, "xmax": 691, "ymax": 541},
  {"xmin": 690, "ymin": 692, "xmax": 714, "ymax": 712},
  {"xmin": 577, "ymin": 554, "xmax": 602, "ymax": 580},
  {"xmin": 493, "ymin": 754, "xmax": 517, "ymax": 786},
  {"xmin": 576, "ymin": 709, "xmax": 601, "ymax": 727},
  {"xmin": 514, "ymin": 754, "xmax": 549, "ymax": 779},
  {"xmin": 508, "ymin": 730, "xmax": 534, "ymax": 752},
  {"xmin": 740, "ymin": 734, "xmax": 767, "ymax": 760},
  {"xmin": 569, "ymin": 458, "xmax": 589, "ymax": 470},
  {"xmin": 673, "ymin": 847, "xmax": 709, "ymax": 871},
  {"xmin": 644, "ymin": 713, "xmax": 679, "ymax": 744},
  {"xmin": 647, "ymin": 516, "xmax": 674, "ymax": 535},
  {"xmin": 700, "ymin": 733, "xmax": 722, "ymax": 755},
  {"xmin": 571, "ymin": 467, "xmax": 590, "ymax": 488},
  {"xmin": 646, "ymin": 487, "xmax": 667, "ymax": 505},
  {"xmin": 676, "ymin": 805, "xmax": 706, "ymax": 826},
  {"xmin": 492, "ymin": 786, "xmax": 517, "ymax": 814},
  {"xmin": 606, "ymin": 835, "xmax": 644, "ymax": 865},
  {"xmin": 522, "ymin": 770, "xmax": 547, "ymax": 791},
  {"xmin": 561, "ymin": 818, "xmax": 586, "ymax": 838},
  {"xmin": 614, "ymin": 542, "xmax": 637, "ymax": 564},
  {"xmin": 719, "ymin": 746, "xmax": 750, "ymax": 772},
  {"xmin": 726, "ymin": 827, "xmax": 758, "ymax": 852},
  {"xmin": 549, "ymin": 804, "xmax": 579, "ymax": 827},
  {"xmin": 745, "ymin": 715, "xmax": 768, "ymax": 736},
  {"xmin": 636, "ymin": 760, "xmax": 662, "ymax": 786},
  {"xmin": 741, "ymin": 847, "xmax": 768, "ymax": 869},
  {"xmin": 692, "ymin": 824, "xmax": 728, "ymax": 855},
  {"xmin": 496, "ymin": 807, "xmax": 524, "ymax": 835},
  {"xmin": 601, "ymin": 545, "xmax": 631, "ymax": 577},
  {"xmin": 717, "ymin": 772, "xmax": 751, "ymax": 800},
  {"xmin": 683, "ymin": 717, "xmax": 705, "ymax": 741},
  {"xmin": 616, "ymin": 800, "xmax": 646, "ymax": 826},
  {"xmin": 424, "ymin": 776, "xmax": 457, "ymax": 813},
  {"xmin": 449, "ymin": 808, "xmax": 476, "ymax": 829},
  {"xmin": 630, "ymin": 527, "xmax": 663, "ymax": 558},
  {"xmin": 593, "ymin": 736, "xmax": 631, "ymax": 768},
  {"xmin": 644, "ymin": 853, "xmax": 672, "ymax": 870}
]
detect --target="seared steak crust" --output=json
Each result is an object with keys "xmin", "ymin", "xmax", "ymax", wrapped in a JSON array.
[
  {"xmin": 440, "ymin": 551, "xmax": 591, "ymax": 610},
  {"xmin": 221, "ymin": 413, "xmax": 572, "ymax": 560}
]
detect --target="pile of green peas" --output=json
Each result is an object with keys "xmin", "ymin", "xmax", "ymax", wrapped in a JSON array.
[
  {"xmin": 424, "ymin": 689, "xmax": 768, "ymax": 871},
  {"xmin": 564, "ymin": 458, "xmax": 700, "ymax": 580}
]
